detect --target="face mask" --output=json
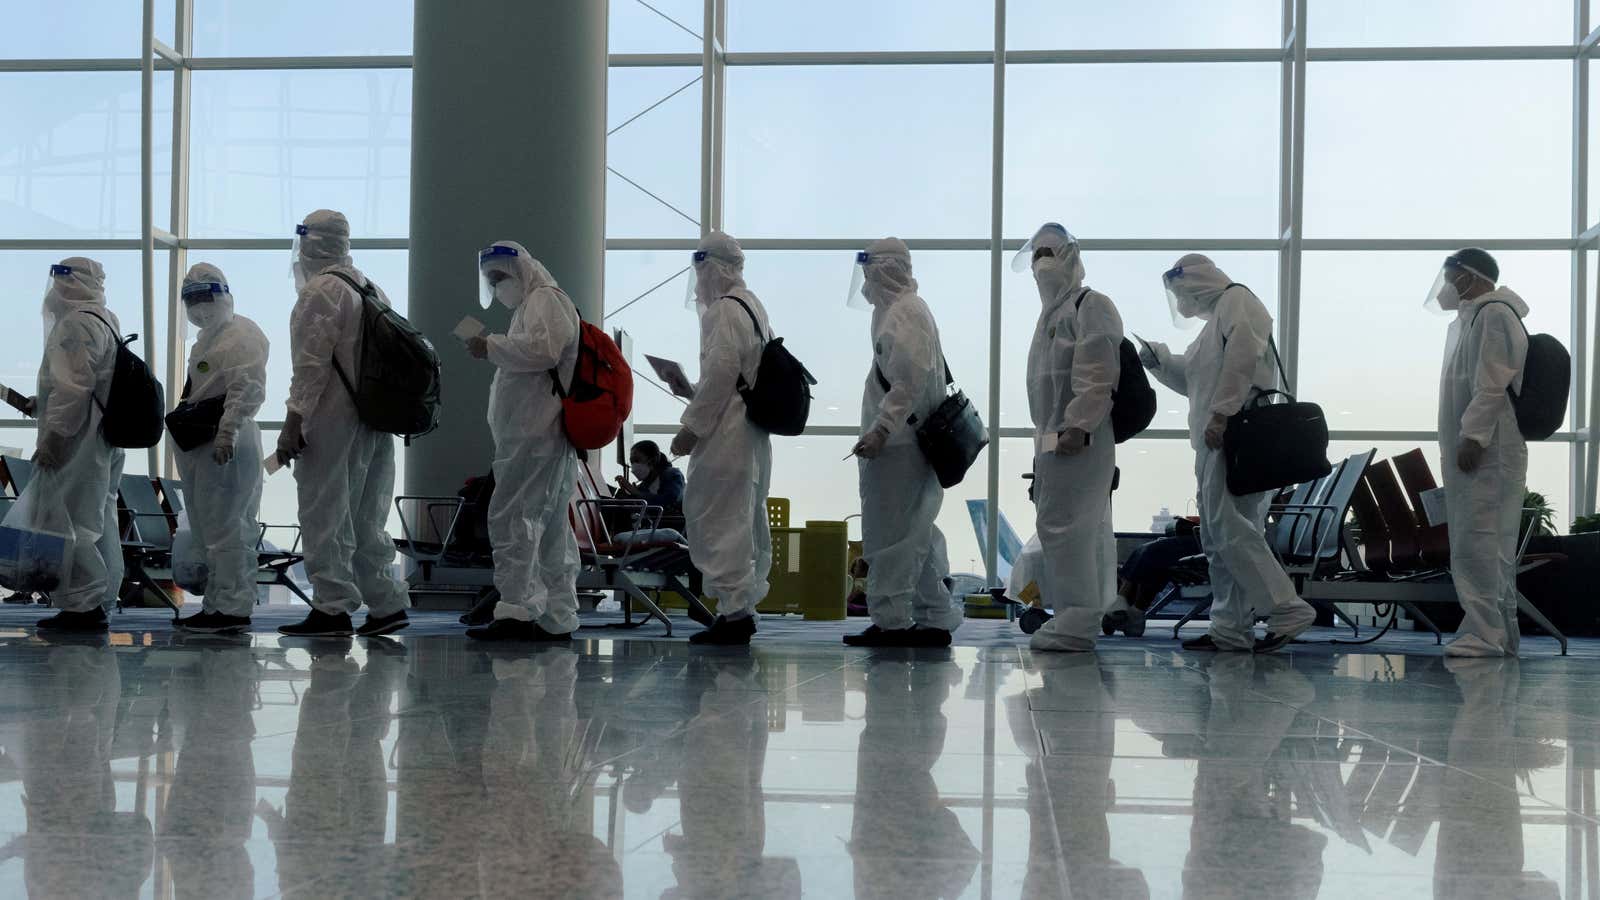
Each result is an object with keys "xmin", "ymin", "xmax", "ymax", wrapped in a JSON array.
[
  {"xmin": 186, "ymin": 303, "xmax": 220, "ymax": 330},
  {"xmin": 1435, "ymin": 280, "xmax": 1462, "ymax": 312},
  {"xmin": 293, "ymin": 262, "xmax": 308, "ymax": 292},
  {"xmin": 1032, "ymin": 256, "xmax": 1071, "ymax": 302},
  {"xmin": 1176, "ymin": 294, "xmax": 1204, "ymax": 319},
  {"xmin": 493, "ymin": 280, "xmax": 522, "ymax": 309}
]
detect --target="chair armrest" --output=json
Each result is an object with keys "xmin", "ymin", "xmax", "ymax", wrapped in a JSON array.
[
  {"xmin": 577, "ymin": 498, "xmax": 649, "ymax": 558},
  {"xmin": 393, "ymin": 495, "xmax": 465, "ymax": 564}
]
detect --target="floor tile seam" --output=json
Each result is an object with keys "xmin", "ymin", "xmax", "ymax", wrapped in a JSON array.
[{"xmin": 1024, "ymin": 688, "xmax": 1079, "ymax": 900}]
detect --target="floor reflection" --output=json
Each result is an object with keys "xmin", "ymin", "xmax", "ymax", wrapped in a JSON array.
[{"xmin": 0, "ymin": 629, "xmax": 1594, "ymax": 898}]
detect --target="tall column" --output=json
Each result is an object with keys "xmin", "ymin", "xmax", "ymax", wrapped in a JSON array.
[{"xmin": 406, "ymin": 0, "xmax": 607, "ymax": 495}]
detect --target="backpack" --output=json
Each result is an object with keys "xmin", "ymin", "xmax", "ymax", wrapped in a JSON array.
[
  {"xmin": 79, "ymin": 311, "xmax": 165, "ymax": 449},
  {"xmin": 725, "ymin": 296, "xmax": 816, "ymax": 436},
  {"xmin": 551, "ymin": 295, "xmax": 633, "ymax": 451},
  {"xmin": 326, "ymin": 271, "xmax": 442, "ymax": 441},
  {"xmin": 1074, "ymin": 289, "xmax": 1156, "ymax": 443},
  {"xmin": 1473, "ymin": 300, "xmax": 1570, "ymax": 441}
]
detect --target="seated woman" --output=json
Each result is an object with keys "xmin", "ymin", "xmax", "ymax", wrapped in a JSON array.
[{"xmin": 616, "ymin": 440, "xmax": 685, "ymax": 514}]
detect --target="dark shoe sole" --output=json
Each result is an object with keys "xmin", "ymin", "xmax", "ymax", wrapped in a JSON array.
[
  {"xmin": 357, "ymin": 618, "xmax": 409, "ymax": 638},
  {"xmin": 1254, "ymin": 634, "xmax": 1293, "ymax": 654},
  {"xmin": 277, "ymin": 627, "xmax": 355, "ymax": 637}
]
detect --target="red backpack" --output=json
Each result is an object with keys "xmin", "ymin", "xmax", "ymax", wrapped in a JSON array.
[{"xmin": 552, "ymin": 306, "xmax": 633, "ymax": 451}]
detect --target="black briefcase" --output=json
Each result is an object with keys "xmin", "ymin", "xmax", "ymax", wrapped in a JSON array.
[{"xmin": 1221, "ymin": 338, "xmax": 1331, "ymax": 496}]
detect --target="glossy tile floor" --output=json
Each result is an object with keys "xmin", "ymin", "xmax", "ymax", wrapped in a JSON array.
[{"xmin": 0, "ymin": 611, "xmax": 1594, "ymax": 898}]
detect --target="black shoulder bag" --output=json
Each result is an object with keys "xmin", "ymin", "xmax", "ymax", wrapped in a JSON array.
[
  {"xmin": 164, "ymin": 377, "xmax": 228, "ymax": 452},
  {"xmin": 1221, "ymin": 330, "xmax": 1332, "ymax": 497},
  {"xmin": 874, "ymin": 353, "xmax": 989, "ymax": 489}
]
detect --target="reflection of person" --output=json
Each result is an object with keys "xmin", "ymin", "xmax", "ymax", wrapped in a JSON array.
[
  {"xmin": 466, "ymin": 241, "xmax": 582, "ymax": 644},
  {"xmin": 673, "ymin": 232, "xmax": 775, "ymax": 646},
  {"xmin": 159, "ymin": 647, "xmax": 259, "ymax": 898},
  {"xmin": 30, "ymin": 258, "xmax": 126, "ymax": 633},
  {"xmin": 663, "ymin": 657, "xmax": 791, "ymax": 899},
  {"xmin": 19, "ymin": 644, "xmax": 154, "ymax": 897},
  {"xmin": 1140, "ymin": 256, "xmax": 1315, "ymax": 653},
  {"xmin": 1427, "ymin": 249, "xmax": 1530, "ymax": 658},
  {"xmin": 850, "ymin": 653, "xmax": 978, "ymax": 899},
  {"xmin": 1007, "ymin": 654, "xmax": 1148, "ymax": 898},
  {"xmin": 171, "ymin": 263, "xmax": 269, "ymax": 635},
  {"xmin": 845, "ymin": 239, "xmax": 963, "ymax": 648},
  {"xmin": 1435, "ymin": 658, "xmax": 1559, "ymax": 898},
  {"xmin": 1183, "ymin": 655, "xmax": 1326, "ymax": 899},
  {"xmin": 276, "ymin": 209, "xmax": 411, "ymax": 638},
  {"xmin": 476, "ymin": 649, "xmax": 620, "ymax": 899},
  {"xmin": 616, "ymin": 440, "xmax": 685, "ymax": 513}
]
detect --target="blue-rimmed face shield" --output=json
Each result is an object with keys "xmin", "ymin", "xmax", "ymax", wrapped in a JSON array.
[
  {"xmin": 180, "ymin": 281, "xmax": 228, "ymax": 308},
  {"xmin": 479, "ymin": 243, "xmax": 521, "ymax": 309},
  {"xmin": 684, "ymin": 249, "xmax": 713, "ymax": 308},
  {"xmin": 1163, "ymin": 263, "xmax": 1203, "ymax": 329},
  {"xmin": 846, "ymin": 250, "xmax": 874, "ymax": 310}
]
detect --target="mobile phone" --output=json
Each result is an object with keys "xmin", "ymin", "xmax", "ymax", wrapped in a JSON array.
[{"xmin": 2, "ymin": 386, "xmax": 30, "ymax": 416}]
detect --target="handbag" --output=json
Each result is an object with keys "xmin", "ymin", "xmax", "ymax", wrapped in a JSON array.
[
  {"xmin": 1221, "ymin": 336, "xmax": 1332, "ymax": 496},
  {"xmin": 875, "ymin": 356, "xmax": 989, "ymax": 489},
  {"xmin": 164, "ymin": 378, "xmax": 228, "ymax": 452}
]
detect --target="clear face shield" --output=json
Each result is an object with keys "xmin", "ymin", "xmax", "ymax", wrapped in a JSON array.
[
  {"xmin": 42, "ymin": 263, "xmax": 75, "ymax": 336},
  {"xmin": 684, "ymin": 249, "xmax": 711, "ymax": 309},
  {"xmin": 847, "ymin": 250, "xmax": 873, "ymax": 310},
  {"xmin": 289, "ymin": 223, "xmax": 308, "ymax": 279},
  {"xmin": 479, "ymin": 244, "xmax": 520, "ymax": 310},
  {"xmin": 181, "ymin": 281, "xmax": 228, "ymax": 329},
  {"xmin": 1424, "ymin": 263, "xmax": 1490, "ymax": 316},
  {"xmin": 1010, "ymin": 223, "xmax": 1078, "ymax": 273},
  {"xmin": 1163, "ymin": 264, "xmax": 1203, "ymax": 330}
]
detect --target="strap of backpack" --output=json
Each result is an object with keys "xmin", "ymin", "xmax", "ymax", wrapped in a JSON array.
[
  {"xmin": 547, "ymin": 288, "xmax": 582, "ymax": 400},
  {"xmin": 1072, "ymin": 286, "xmax": 1093, "ymax": 311},
  {"xmin": 74, "ymin": 309, "xmax": 124, "ymax": 413},
  {"xmin": 1470, "ymin": 299, "xmax": 1530, "ymax": 337},
  {"xmin": 723, "ymin": 296, "xmax": 768, "ymax": 342},
  {"xmin": 323, "ymin": 270, "xmax": 374, "ymax": 403}
]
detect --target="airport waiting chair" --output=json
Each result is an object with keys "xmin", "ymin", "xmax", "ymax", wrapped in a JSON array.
[{"xmin": 116, "ymin": 474, "xmax": 181, "ymax": 611}]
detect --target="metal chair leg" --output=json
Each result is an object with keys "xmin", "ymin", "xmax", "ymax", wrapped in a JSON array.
[{"xmin": 1517, "ymin": 591, "xmax": 1568, "ymax": 656}]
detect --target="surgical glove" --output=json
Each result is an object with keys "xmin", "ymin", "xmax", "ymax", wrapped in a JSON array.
[
  {"xmin": 32, "ymin": 431, "xmax": 70, "ymax": 470},
  {"xmin": 1056, "ymin": 427, "xmax": 1088, "ymax": 456},
  {"xmin": 277, "ymin": 411, "xmax": 306, "ymax": 464},
  {"xmin": 466, "ymin": 335, "xmax": 489, "ymax": 360},
  {"xmin": 670, "ymin": 427, "xmax": 698, "ymax": 458},
  {"xmin": 853, "ymin": 427, "xmax": 890, "ymax": 460},
  {"xmin": 1138, "ymin": 342, "xmax": 1161, "ymax": 370},
  {"xmin": 1203, "ymin": 413, "xmax": 1228, "ymax": 450},
  {"xmin": 1456, "ymin": 438, "xmax": 1486, "ymax": 473},
  {"xmin": 213, "ymin": 437, "xmax": 235, "ymax": 466}
]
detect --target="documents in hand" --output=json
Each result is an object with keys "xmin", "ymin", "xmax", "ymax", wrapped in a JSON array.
[
  {"xmin": 264, "ymin": 453, "xmax": 285, "ymax": 476},
  {"xmin": 1419, "ymin": 486, "xmax": 1448, "ymax": 527},
  {"xmin": 1, "ymin": 384, "xmax": 30, "ymax": 416},
  {"xmin": 1039, "ymin": 431, "xmax": 1059, "ymax": 454},
  {"xmin": 452, "ymin": 316, "xmax": 487, "ymax": 342},
  {"xmin": 645, "ymin": 355, "xmax": 696, "ymax": 399}
]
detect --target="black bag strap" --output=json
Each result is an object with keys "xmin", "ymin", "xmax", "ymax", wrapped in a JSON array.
[
  {"xmin": 1072, "ymin": 286, "xmax": 1093, "ymax": 311},
  {"xmin": 724, "ymin": 295, "xmax": 768, "ymax": 342},
  {"xmin": 323, "ymin": 270, "xmax": 376, "ymax": 403},
  {"xmin": 545, "ymin": 287, "xmax": 582, "ymax": 400},
  {"xmin": 1470, "ymin": 299, "xmax": 1529, "ymax": 337},
  {"xmin": 1213, "ymin": 282, "xmax": 1293, "ymax": 398},
  {"xmin": 872, "ymin": 353, "xmax": 955, "ymax": 403},
  {"xmin": 73, "ymin": 309, "xmax": 128, "ymax": 413}
]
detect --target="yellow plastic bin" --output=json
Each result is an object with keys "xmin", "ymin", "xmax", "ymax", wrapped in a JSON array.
[
  {"xmin": 759, "ymin": 524, "xmax": 807, "ymax": 616},
  {"xmin": 800, "ymin": 520, "xmax": 849, "ymax": 621}
]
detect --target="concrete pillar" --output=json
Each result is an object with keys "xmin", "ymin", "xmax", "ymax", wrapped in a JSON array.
[{"xmin": 406, "ymin": 0, "xmax": 607, "ymax": 494}]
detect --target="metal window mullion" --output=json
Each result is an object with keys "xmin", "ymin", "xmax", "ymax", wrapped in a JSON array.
[
  {"xmin": 698, "ymin": 0, "xmax": 715, "ymax": 238},
  {"xmin": 1283, "ymin": 0, "xmax": 1308, "ymax": 389},
  {"xmin": 140, "ymin": 0, "xmax": 160, "ymax": 477},
  {"xmin": 984, "ymin": 0, "xmax": 1006, "ymax": 589},
  {"xmin": 1277, "ymin": 0, "xmax": 1294, "ymax": 362},
  {"xmin": 712, "ymin": 0, "xmax": 728, "ymax": 230},
  {"xmin": 162, "ymin": 0, "xmax": 195, "ymax": 479},
  {"xmin": 1572, "ymin": 0, "xmax": 1592, "ymax": 516}
]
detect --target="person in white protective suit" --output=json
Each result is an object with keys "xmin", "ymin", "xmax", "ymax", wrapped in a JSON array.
[
  {"xmin": 1139, "ymin": 254, "xmax": 1316, "ymax": 653},
  {"xmin": 462, "ymin": 241, "xmax": 582, "ymax": 643},
  {"xmin": 275, "ymin": 210, "xmax": 410, "ymax": 638},
  {"xmin": 842, "ymin": 238, "xmax": 964, "ymax": 648},
  {"xmin": 1429, "ymin": 248, "xmax": 1529, "ymax": 657},
  {"xmin": 1014, "ymin": 223, "xmax": 1125, "ymax": 652},
  {"xmin": 172, "ymin": 263, "xmax": 269, "ymax": 634},
  {"xmin": 27, "ymin": 258, "xmax": 126, "ymax": 632},
  {"xmin": 671, "ymin": 232, "xmax": 774, "ymax": 646}
]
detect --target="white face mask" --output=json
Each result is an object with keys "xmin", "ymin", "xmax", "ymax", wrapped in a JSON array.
[
  {"xmin": 1435, "ymin": 281, "xmax": 1462, "ymax": 312},
  {"xmin": 1032, "ymin": 256, "xmax": 1071, "ymax": 303},
  {"xmin": 493, "ymin": 280, "xmax": 522, "ymax": 310},
  {"xmin": 186, "ymin": 303, "xmax": 220, "ymax": 330}
]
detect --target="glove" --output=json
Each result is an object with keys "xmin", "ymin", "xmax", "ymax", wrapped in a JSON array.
[
  {"xmin": 1203, "ymin": 412, "xmax": 1228, "ymax": 450},
  {"xmin": 466, "ymin": 335, "xmax": 489, "ymax": 360},
  {"xmin": 1138, "ymin": 342, "xmax": 1161, "ymax": 370},
  {"xmin": 670, "ymin": 427, "xmax": 698, "ymax": 458},
  {"xmin": 1456, "ymin": 438, "xmax": 1486, "ymax": 473},
  {"xmin": 277, "ymin": 411, "xmax": 306, "ymax": 465},
  {"xmin": 32, "ymin": 431, "xmax": 70, "ymax": 470},
  {"xmin": 212, "ymin": 436, "xmax": 235, "ymax": 466},
  {"xmin": 20, "ymin": 396, "xmax": 36, "ymax": 418},
  {"xmin": 853, "ymin": 427, "xmax": 889, "ymax": 460},
  {"xmin": 1056, "ymin": 427, "xmax": 1088, "ymax": 456}
]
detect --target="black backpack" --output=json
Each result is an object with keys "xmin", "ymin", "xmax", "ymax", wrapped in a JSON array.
[
  {"xmin": 724, "ymin": 296, "xmax": 816, "ymax": 436},
  {"xmin": 79, "ymin": 310, "xmax": 165, "ymax": 449},
  {"xmin": 1473, "ymin": 300, "xmax": 1570, "ymax": 441},
  {"xmin": 1074, "ymin": 289, "xmax": 1156, "ymax": 443},
  {"xmin": 326, "ymin": 271, "xmax": 442, "ymax": 441}
]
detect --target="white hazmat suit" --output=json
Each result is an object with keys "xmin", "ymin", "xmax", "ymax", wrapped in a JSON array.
[
  {"xmin": 677, "ymin": 232, "xmax": 774, "ymax": 636},
  {"xmin": 1436, "ymin": 274, "xmax": 1529, "ymax": 658},
  {"xmin": 281, "ymin": 210, "xmax": 408, "ymax": 625},
  {"xmin": 32, "ymin": 258, "xmax": 125, "ymax": 618},
  {"xmin": 1143, "ymin": 254, "xmax": 1315, "ymax": 651},
  {"xmin": 174, "ymin": 264, "xmax": 268, "ymax": 622},
  {"xmin": 850, "ymin": 239, "xmax": 963, "ymax": 641},
  {"xmin": 1019, "ymin": 225, "xmax": 1123, "ymax": 652},
  {"xmin": 479, "ymin": 241, "xmax": 582, "ymax": 636}
]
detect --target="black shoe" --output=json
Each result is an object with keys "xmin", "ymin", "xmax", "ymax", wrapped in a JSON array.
[
  {"xmin": 689, "ymin": 615, "xmax": 756, "ymax": 646},
  {"xmin": 1254, "ymin": 632, "xmax": 1295, "ymax": 654},
  {"xmin": 1181, "ymin": 634, "xmax": 1222, "ymax": 652},
  {"xmin": 357, "ymin": 610, "xmax": 409, "ymax": 637},
  {"xmin": 1019, "ymin": 607, "xmax": 1052, "ymax": 635},
  {"xmin": 36, "ymin": 607, "xmax": 108, "ymax": 633},
  {"xmin": 1103, "ymin": 608, "xmax": 1147, "ymax": 638},
  {"xmin": 907, "ymin": 626, "xmax": 953, "ymax": 648},
  {"xmin": 178, "ymin": 611, "xmax": 251, "ymax": 634},
  {"xmin": 843, "ymin": 625, "xmax": 914, "ymax": 647},
  {"xmin": 465, "ymin": 618, "xmax": 572, "ymax": 642},
  {"xmin": 277, "ymin": 610, "xmax": 355, "ymax": 637}
]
